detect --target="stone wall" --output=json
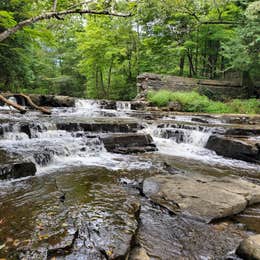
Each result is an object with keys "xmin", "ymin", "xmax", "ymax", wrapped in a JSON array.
[{"xmin": 136, "ymin": 73, "xmax": 248, "ymax": 100}]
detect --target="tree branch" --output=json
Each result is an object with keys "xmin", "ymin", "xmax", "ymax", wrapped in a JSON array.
[
  {"xmin": 0, "ymin": 8, "xmax": 131, "ymax": 42},
  {"xmin": 53, "ymin": 0, "xmax": 58, "ymax": 11},
  {"xmin": 200, "ymin": 21, "xmax": 241, "ymax": 25}
]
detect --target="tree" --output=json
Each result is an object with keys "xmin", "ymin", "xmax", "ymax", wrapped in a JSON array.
[
  {"xmin": 221, "ymin": 1, "xmax": 260, "ymax": 96},
  {"xmin": 77, "ymin": 15, "xmax": 138, "ymax": 99},
  {"xmin": 0, "ymin": 0, "xmax": 131, "ymax": 42}
]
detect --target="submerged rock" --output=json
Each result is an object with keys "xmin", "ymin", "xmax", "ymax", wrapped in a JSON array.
[
  {"xmin": 102, "ymin": 134, "xmax": 157, "ymax": 154},
  {"xmin": 142, "ymin": 174, "xmax": 260, "ymax": 223},
  {"xmin": 206, "ymin": 135, "xmax": 260, "ymax": 164},
  {"xmin": 236, "ymin": 235, "xmax": 260, "ymax": 260}
]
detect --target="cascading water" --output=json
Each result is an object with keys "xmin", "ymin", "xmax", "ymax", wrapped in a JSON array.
[
  {"xmin": 142, "ymin": 123, "xmax": 260, "ymax": 170},
  {"xmin": 116, "ymin": 101, "xmax": 131, "ymax": 111}
]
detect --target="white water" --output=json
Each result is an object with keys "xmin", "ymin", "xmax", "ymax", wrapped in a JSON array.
[
  {"xmin": 0, "ymin": 98, "xmax": 259, "ymax": 180},
  {"xmin": 116, "ymin": 101, "xmax": 131, "ymax": 111},
  {"xmin": 143, "ymin": 124, "xmax": 260, "ymax": 171}
]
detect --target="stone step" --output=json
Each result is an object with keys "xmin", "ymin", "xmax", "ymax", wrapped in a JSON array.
[{"xmin": 101, "ymin": 133, "xmax": 157, "ymax": 154}]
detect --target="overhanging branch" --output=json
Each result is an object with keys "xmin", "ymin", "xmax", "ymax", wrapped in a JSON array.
[{"xmin": 0, "ymin": 8, "xmax": 131, "ymax": 42}]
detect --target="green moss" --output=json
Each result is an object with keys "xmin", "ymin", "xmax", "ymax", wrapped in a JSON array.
[{"xmin": 147, "ymin": 90, "xmax": 260, "ymax": 114}]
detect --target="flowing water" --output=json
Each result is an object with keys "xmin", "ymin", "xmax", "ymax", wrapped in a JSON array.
[{"xmin": 0, "ymin": 98, "xmax": 259, "ymax": 259}]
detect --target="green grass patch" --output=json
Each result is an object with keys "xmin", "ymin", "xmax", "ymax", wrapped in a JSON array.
[{"xmin": 147, "ymin": 90, "xmax": 260, "ymax": 114}]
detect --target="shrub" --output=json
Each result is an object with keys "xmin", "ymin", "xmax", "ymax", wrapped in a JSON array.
[{"xmin": 147, "ymin": 90, "xmax": 259, "ymax": 114}]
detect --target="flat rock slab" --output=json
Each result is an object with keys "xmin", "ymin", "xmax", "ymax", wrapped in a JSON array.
[
  {"xmin": 102, "ymin": 133, "xmax": 157, "ymax": 154},
  {"xmin": 143, "ymin": 174, "xmax": 260, "ymax": 223},
  {"xmin": 236, "ymin": 235, "xmax": 260, "ymax": 260}
]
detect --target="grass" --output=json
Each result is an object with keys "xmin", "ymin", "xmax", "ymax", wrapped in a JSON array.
[{"xmin": 147, "ymin": 90, "xmax": 260, "ymax": 114}]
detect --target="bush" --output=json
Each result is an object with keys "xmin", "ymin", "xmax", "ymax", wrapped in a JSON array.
[{"xmin": 147, "ymin": 90, "xmax": 260, "ymax": 114}]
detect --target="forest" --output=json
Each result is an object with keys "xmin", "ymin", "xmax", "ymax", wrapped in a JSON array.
[{"xmin": 0, "ymin": 0, "xmax": 259, "ymax": 100}]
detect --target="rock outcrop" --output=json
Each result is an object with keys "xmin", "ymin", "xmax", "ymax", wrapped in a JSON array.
[
  {"xmin": 236, "ymin": 235, "xmax": 260, "ymax": 260},
  {"xmin": 142, "ymin": 174, "xmax": 260, "ymax": 223},
  {"xmin": 206, "ymin": 135, "xmax": 260, "ymax": 164}
]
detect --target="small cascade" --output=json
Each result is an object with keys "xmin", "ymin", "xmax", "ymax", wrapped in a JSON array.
[
  {"xmin": 148, "ymin": 124, "xmax": 212, "ymax": 147},
  {"xmin": 116, "ymin": 101, "xmax": 131, "ymax": 111},
  {"xmin": 8, "ymin": 96, "xmax": 18, "ymax": 104},
  {"xmin": 75, "ymin": 99, "xmax": 101, "ymax": 109}
]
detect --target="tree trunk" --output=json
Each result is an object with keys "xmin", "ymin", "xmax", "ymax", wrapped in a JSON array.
[
  {"xmin": 187, "ymin": 52, "xmax": 196, "ymax": 77},
  {"xmin": 18, "ymin": 93, "xmax": 51, "ymax": 115},
  {"xmin": 107, "ymin": 59, "xmax": 113, "ymax": 99},
  {"xmin": 0, "ymin": 95, "xmax": 27, "ymax": 114},
  {"xmin": 242, "ymin": 71, "xmax": 255, "ymax": 98},
  {"xmin": 179, "ymin": 55, "xmax": 185, "ymax": 76}
]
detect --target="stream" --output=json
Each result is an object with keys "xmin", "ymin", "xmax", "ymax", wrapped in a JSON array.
[{"xmin": 0, "ymin": 98, "xmax": 259, "ymax": 259}]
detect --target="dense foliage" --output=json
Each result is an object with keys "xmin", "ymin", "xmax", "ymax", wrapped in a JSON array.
[
  {"xmin": 148, "ymin": 90, "xmax": 260, "ymax": 114},
  {"xmin": 0, "ymin": 0, "xmax": 259, "ymax": 100}
]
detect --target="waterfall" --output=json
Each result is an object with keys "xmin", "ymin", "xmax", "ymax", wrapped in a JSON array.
[
  {"xmin": 116, "ymin": 101, "xmax": 131, "ymax": 111},
  {"xmin": 75, "ymin": 99, "xmax": 101, "ymax": 109}
]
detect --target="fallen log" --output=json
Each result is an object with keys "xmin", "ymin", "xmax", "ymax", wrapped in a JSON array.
[
  {"xmin": 18, "ymin": 93, "xmax": 51, "ymax": 115},
  {"xmin": 0, "ymin": 94, "xmax": 27, "ymax": 114}
]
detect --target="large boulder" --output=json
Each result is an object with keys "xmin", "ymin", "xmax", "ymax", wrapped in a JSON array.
[
  {"xmin": 236, "ymin": 235, "xmax": 260, "ymax": 260},
  {"xmin": 206, "ymin": 135, "xmax": 260, "ymax": 164},
  {"xmin": 0, "ymin": 150, "xmax": 36, "ymax": 180},
  {"xmin": 29, "ymin": 94, "xmax": 75, "ymax": 107},
  {"xmin": 142, "ymin": 174, "xmax": 260, "ymax": 223},
  {"xmin": 102, "ymin": 134, "xmax": 157, "ymax": 154},
  {"xmin": 0, "ymin": 162, "xmax": 36, "ymax": 180}
]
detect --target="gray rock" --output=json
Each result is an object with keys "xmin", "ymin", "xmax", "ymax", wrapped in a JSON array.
[
  {"xmin": 236, "ymin": 235, "xmax": 260, "ymax": 260},
  {"xmin": 0, "ymin": 162, "xmax": 36, "ymax": 180},
  {"xmin": 129, "ymin": 247, "xmax": 150, "ymax": 260},
  {"xmin": 0, "ymin": 149, "xmax": 36, "ymax": 180},
  {"xmin": 143, "ymin": 174, "xmax": 260, "ymax": 223},
  {"xmin": 206, "ymin": 135, "xmax": 260, "ymax": 164},
  {"xmin": 102, "ymin": 134, "xmax": 157, "ymax": 154}
]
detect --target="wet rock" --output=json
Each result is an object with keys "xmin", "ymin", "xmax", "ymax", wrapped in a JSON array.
[
  {"xmin": 206, "ymin": 135, "xmax": 260, "ymax": 164},
  {"xmin": 142, "ymin": 174, "xmax": 260, "ymax": 223},
  {"xmin": 102, "ymin": 134, "xmax": 157, "ymax": 154},
  {"xmin": 0, "ymin": 149, "xmax": 36, "ymax": 180},
  {"xmin": 135, "ymin": 201, "xmax": 243, "ymax": 259},
  {"xmin": 30, "ymin": 94, "xmax": 75, "ymax": 107},
  {"xmin": 131, "ymin": 101, "xmax": 148, "ymax": 111},
  {"xmin": 56, "ymin": 122, "xmax": 80, "ymax": 132},
  {"xmin": 0, "ymin": 162, "xmax": 36, "ymax": 180},
  {"xmin": 80, "ymin": 122, "xmax": 139, "ymax": 133},
  {"xmin": 56, "ymin": 121, "xmax": 140, "ymax": 133},
  {"xmin": 33, "ymin": 150, "xmax": 54, "ymax": 166},
  {"xmin": 236, "ymin": 235, "xmax": 260, "ymax": 260},
  {"xmin": 191, "ymin": 117, "xmax": 209, "ymax": 124},
  {"xmin": 129, "ymin": 247, "xmax": 150, "ymax": 260},
  {"xmin": 20, "ymin": 123, "xmax": 31, "ymax": 138},
  {"xmin": 225, "ymin": 127, "xmax": 260, "ymax": 136},
  {"xmin": 100, "ymin": 100, "xmax": 116, "ymax": 110}
]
